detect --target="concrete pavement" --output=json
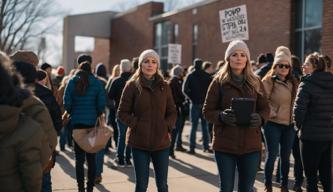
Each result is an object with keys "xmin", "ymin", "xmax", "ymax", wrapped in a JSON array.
[{"xmin": 52, "ymin": 123, "xmax": 315, "ymax": 192}]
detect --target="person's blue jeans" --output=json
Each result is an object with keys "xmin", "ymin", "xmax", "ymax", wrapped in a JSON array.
[
  {"xmin": 60, "ymin": 119, "xmax": 73, "ymax": 149},
  {"xmin": 263, "ymin": 122, "xmax": 295, "ymax": 187},
  {"xmin": 189, "ymin": 104, "xmax": 209, "ymax": 150},
  {"xmin": 74, "ymin": 141, "xmax": 96, "ymax": 191},
  {"xmin": 132, "ymin": 148, "xmax": 169, "ymax": 192},
  {"xmin": 96, "ymin": 149, "xmax": 105, "ymax": 177},
  {"xmin": 41, "ymin": 172, "xmax": 52, "ymax": 192},
  {"xmin": 215, "ymin": 151, "xmax": 260, "ymax": 192},
  {"xmin": 116, "ymin": 119, "xmax": 131, "ymax": 161},
  {"xmin": 170, "ymin": 110, "xmax": 186, "ymax": 151}
]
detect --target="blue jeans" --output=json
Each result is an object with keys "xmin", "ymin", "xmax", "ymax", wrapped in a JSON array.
[
  {"xmin": 215, "ymin": 151, "xmax": 260, "ymax": 192},
  {"xmin": 263, "ymin": 122, "xmax": 295, "ymax": 186},
  {"xmin": 96, "ymin": 149, "xmax": 105, "ymax": 177},
  {"xmin": 132, "ymin": 148, "xmax": 169, "ymax": 192},
  {"xmin": 41, "ymin": 172, "xmax": 52, "ymax": 192},
  {"xmin": 74, "ymin": 142, "xmax": 96, "ymax": 191},
  {"xmin": 116, "ymin": 119, "xmax": 131, "ymax": 161},
  {"xmin": 170, "ymin": 110, "xmax": 186, "ymax": 151},
  {"xmin": 189, "ymin": 104, "xmax": 209, "ymax": 150},
  {"xmin": 60, "ymin": 119, "xmax": 73, "ymax": 149}
]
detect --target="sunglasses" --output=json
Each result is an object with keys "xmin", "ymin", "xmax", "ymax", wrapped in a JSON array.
[{"xmin": 277, "ymin": 64, "xmax": 290, "ymax": 69}]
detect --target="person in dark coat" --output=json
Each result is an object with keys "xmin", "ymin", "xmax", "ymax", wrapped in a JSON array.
[
  {"xmin": 255, "ymin": 53, "xmax": 274, "ymax": 79},
  {"xmin": 168, "ymin": 65, "xmax": 187, "ymax": 158},
  {"xmin": 182, "ymin": 58, "xmax": 213, "ymax": 154},
  {"xmin": 109, "ymin": 59, "xmax": 133, "ymax": 167},
  {"xmin": 293, "ymin": 53, "xmax": 333, "ymax": 192}
]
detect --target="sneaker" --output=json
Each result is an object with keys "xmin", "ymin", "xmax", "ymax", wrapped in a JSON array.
[
  {"xmin": 113, "ymin": 158, "xmax": 125, "ymax": 167},
  {"xmin": 175, "ymin": 146, "xmax": 187, "ymax": 152},
  {"xmin": 293, "ymin": 185, "xmax": 302, "ymax": 192},
  {"xmin": 187, "ymin": 149, "xmax": 195, "ymax": 155},
  {"xmin": 281, "ymin": 186, "xmax": 289, "ymax": 192},
  {"xmin": 95, "ymin": 176, "xmax": 102, "ymax": 184},
  {"xmin": 203, "ymin": 148, "xmax": 213, "ymax": 153},
  {"xmin": 125, "ymin": 159, "xmax": 132, "ymax": 167},
  {"xmin": 264, "ymin": 186, "xmax": 272, "ymax": 192},
  {"xmin": 169, "ymin": 152, "xmax": 176, "ymax": 159}
]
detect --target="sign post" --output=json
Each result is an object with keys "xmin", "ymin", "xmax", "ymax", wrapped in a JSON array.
[{"xmin": 219, "ymin": 5, "xmax": 249, "ymax": 43}]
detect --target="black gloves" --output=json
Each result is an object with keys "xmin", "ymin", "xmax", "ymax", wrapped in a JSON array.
[
  {"xmin": 219, "ymin": 109, "xmax": 236, "ymax": 126},
  {"xmin": 249, "ymin": 113, "xmax": 262, "ymax": 128}
]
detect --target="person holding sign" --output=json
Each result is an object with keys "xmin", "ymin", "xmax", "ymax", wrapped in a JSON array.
[{"xmin": 203, "ymin": 40, "xmax": 269, "ymax": 192}]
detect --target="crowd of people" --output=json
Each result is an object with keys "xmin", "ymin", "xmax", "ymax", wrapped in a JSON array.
[{"xmin": 0, "ymin": 39, "xmax": 332, "ymax": 192}]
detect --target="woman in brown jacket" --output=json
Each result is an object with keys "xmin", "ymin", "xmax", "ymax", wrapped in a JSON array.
[
  {"xmin": 203, "ymin": 40, "xmax": 269, "ymax": 192},
  {"xmin": 118, "ymin": 49, "xmax": 177, "ymax": 192},
  {"xmin": 261, "ymin": 46, "xmax": 299, "ymax": 192}
]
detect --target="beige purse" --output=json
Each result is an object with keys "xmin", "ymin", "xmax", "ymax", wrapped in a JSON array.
[{"xmin": 72, "ymin": 115, "xmax": 113, "ymax": 153}]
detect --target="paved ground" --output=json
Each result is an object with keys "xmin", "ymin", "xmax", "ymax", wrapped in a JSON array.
[{"xmin": 52, "ymin": 123, "xmax": 317, "ymax": 192}]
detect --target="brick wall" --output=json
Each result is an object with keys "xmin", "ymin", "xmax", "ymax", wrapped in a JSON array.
[
  {"xmin": 109, "ymin": 2, "xmax": 164, "ymax": 69},
  {"xmin": 91, "ymin": 38, "xmax": 110, "ymax": 73},
  {"xmin": 161, "ymin": 0, "xmax": 292, "ymax": 67},
  {"xmin": 322, "ymin": 0, "xmax": 333, "ymax": 59}
]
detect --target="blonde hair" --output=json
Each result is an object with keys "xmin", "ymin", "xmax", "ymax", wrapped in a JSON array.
[
  {"xmin": 216, "ymin": 57, "xmax": 262, "ymax": 94},
  {"xmin": 110, "ymin": 64, "xmax": 120, "ymax": 79}
]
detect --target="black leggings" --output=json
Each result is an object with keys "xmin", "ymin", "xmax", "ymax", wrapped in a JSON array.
[{"xmin": 300, "ymin": 140, "xmax": 332, "ymax": 192}]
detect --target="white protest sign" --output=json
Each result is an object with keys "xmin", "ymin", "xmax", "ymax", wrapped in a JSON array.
[
  {"xmin": 219, "ymin": 5, "xmax": 249, "ymax": 43},
  {"xmin": 168, "ymin": 44, "xmax": 182, "ymax": 64}
]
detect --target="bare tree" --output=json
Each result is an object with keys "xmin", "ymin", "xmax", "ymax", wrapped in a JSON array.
[{"xmin": 0, "ymin": 0, "xmax": 65, "ymax": 54}]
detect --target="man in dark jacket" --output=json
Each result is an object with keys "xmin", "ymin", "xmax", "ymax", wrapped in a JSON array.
[
  {"xmin": 182, "ymin": 58, "xmax": 212, "ymax": 154},
  {"xmin": 255, "ymin": 53, "xmax": 274, "ymax": 79},
  {"xmin": 109, "ymin": 59, "xmax": 133, "ymax": 166}
]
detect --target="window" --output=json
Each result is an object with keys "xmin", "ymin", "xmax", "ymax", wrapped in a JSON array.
[
  {"xmin": 173, "ymin": 24, "xmax": 179, "ymax": 43},
  {"xmin": 295, "ymin": 0, "xmax": 323, "ymax": 61},
  {"xmin": 192, "ymin": 24, "xmax": 198, "ymax": 61},
  {"xmin": 154, "ymin": 21, "xmax": 172, "ymax": 72}
]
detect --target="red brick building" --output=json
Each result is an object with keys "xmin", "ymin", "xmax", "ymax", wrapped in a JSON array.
[{"xmin": 89, "ymin": 0, "xmax": 332, "ymax": 72}]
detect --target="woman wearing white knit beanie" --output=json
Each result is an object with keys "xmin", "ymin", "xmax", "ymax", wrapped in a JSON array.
[{"xmin": 203, "ymin": 40, "xmax": 269, "ymax": 192}]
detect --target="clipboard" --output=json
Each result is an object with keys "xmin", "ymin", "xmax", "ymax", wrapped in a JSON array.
[{"xmin": 231, "ymin": 97, "xmax": 255, "ymax": 126}]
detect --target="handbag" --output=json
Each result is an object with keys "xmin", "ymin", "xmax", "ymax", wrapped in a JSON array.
[{"xmin": 72, "ymin": 115, "xmax": 113, "ymax": 153}]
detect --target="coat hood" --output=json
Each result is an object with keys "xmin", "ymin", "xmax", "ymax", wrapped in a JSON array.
[{"xmin": 302, "ymin": 71, "xmax": 333, "ymax": 89}]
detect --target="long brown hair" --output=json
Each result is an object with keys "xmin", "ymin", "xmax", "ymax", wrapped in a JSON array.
[{"xmin": 75, "ymin": 61, "xmax": 92, "ymax": 95}]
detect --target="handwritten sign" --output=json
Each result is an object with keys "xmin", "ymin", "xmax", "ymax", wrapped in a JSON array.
[{"xmin": 219, "ymin": 5, "xmax": 249, "ymax": 43}]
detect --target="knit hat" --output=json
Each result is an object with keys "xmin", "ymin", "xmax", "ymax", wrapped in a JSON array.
[
  {"xmin": 170, "ymin": 65, "xmax": 184, "ymax": 77},
  {"xmin": 77, "ymin": 54, "xmax": 92, "ymax": 65},
  {"xmin": 41, "ymin": 63, "xmax": 52, "ymax": 71},
  {"xmin": 257, "ymin": 53, "xmax": 267, "ymax": 63},
  {"xmin": 225, "ymin": 40, "xmax": 250, "ymax": 61},
  {"xmin": 13, "ymin": 61, "xmax": 37, "ymax": 84},
  {"xmin": 266, "ymin": 53, "xmax": 274, "ymax": 63},
  {"xmin": 274, "ymin": 46, "xmax": 292, "ymax": 65},
  {"xmin": 36, "ymin": 70, "xmax": 47, "ymax": 81},
  {"xmin": 10, "ymin": 50, "xmax": 39, "ymax": 66},
  {"xmin": 56, "ymin": 66, "xmax": 65, "ymax": 76},
  {"xmin": 120, "ymin": 59, "xmax": 132, "ymax": 72},
  {"xmin": 138, "ymin": 49, "xmax": 160, "ymax": 66}
]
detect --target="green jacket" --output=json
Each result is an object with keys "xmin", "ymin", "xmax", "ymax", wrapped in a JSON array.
[{"xmin": 0, "ymin": 103, "xmax": 47, "ymax": 191}]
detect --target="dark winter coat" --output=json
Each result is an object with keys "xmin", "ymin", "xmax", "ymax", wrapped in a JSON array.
[
  {"xmin": 117, "ymin": 75, "xmax": 177, "ymax": 151},
  {"xmin": 182, "ymin": 69, "xmax": 212, "ymax": 105},
  {"xmin": 293, "ymin": 71, "xmax": 333, "ymax": 141},
  {"xmin": 203, "ymin": 78, "xmax": 269, "ymax": 155},
  {"xmin": 168, "ymin": 76, "xmax": 185, "ymax": 108},
  {"xmin": 108, "ymin": 72, "xmax": 132, "ymax": 109},
  {"xmin": 34, "ymin": 83, "xmax": 62, "ymax": 134}
]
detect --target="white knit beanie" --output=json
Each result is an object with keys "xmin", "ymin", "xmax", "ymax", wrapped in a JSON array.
[
  {"xmin": 120, "ymin": 59, "xmax": 132, "ymax": 72},
  {"xmin": 138, "ymin": 49, "xmax": 160, "ymax": 66},
  {"xmin": 224, "ymin": 40, "xmax": 250, "ymax": 61},
  {"xmin": 274, "ymin": 46, "xmax": 292, "ymax": 65}
]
